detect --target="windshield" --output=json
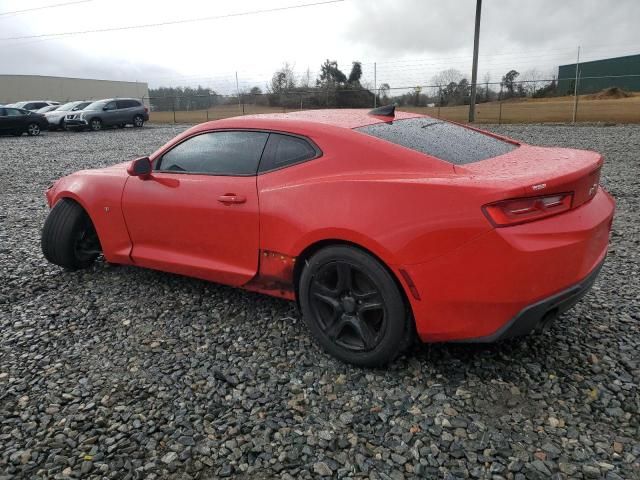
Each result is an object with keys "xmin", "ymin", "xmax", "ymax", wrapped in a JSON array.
[
  {"xmin": 72, "ymin": 101, "xmax": 91, "ymax": 111},
  {"xmin": 56, "ymin": 102, "xmax": 80, "ymax": 111}
]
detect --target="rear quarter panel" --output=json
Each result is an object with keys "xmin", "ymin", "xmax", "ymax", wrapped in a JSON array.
[{"xmin": 256, "ymin": 129, "xmax": 500, "ymax": 268}]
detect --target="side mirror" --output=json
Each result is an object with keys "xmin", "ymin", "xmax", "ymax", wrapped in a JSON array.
[
  {"xmin": 127, "ymin": 157, "xmax": 152, "ymax": 178},
  {"xmin": 103, "ymin": 106, "xmax": 109, "ymax": 111}
]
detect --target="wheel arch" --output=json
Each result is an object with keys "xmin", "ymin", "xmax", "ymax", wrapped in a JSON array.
[
  {"xmin": 47, "ymin": 177, "xmax": 133, "ymax": 264},
  {"xmin": 292, "ymin": 238, "xmax": 414, "ymax": 319},
  {"xmin": 50, "ymin": 194, "xmax": 98, "ymax": 231}
]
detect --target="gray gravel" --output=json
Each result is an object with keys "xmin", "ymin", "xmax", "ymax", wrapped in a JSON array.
[{"xmin": 1, "ymin": 123, "xmax": 639, "ymax": 479}]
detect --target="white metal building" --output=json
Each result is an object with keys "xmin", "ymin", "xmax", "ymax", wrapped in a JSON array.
[{"xmin": 0, "ymin": 74, "xmax": 149, "ymax": 105}]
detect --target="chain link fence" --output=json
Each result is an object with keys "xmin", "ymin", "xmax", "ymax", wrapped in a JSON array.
[{"xmin": 144, "ymin": 74, "xmax": 640, "ymax": 125}]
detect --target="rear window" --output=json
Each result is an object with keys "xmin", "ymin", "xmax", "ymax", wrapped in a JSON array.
[{"xmin": 356, "ymin": 117, "xmax": 517, "ymax": 165}]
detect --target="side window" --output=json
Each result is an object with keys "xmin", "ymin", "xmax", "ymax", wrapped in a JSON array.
[
  {"xmin": 117, "ymin": 100, "xmax": 138, "ymax": 109},
  {"xmin": 104, "ymin": 102, "xmax": 117, "ymax": 111},
  {"xmin": 157, "ymin": 131, "xmax": 269, "ymax": 175},
  {"xmin": 0, "ymin": 108, "xmax": 5, "ymax": 116},
  {"xmin": 259, "ymin": 133, "xmax": 318, "ymax": 173},
  {"xmin": 5, "ymin": 108, "xmax": 24, "ymax": 116}
]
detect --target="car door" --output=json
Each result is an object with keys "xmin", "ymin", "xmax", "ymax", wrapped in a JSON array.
[
  {"xmin": 121, "ymin": 130, "xmax": 269, "ymax": 286},
  {"xmin": 102, "ymin": 101, "xmax": 118, "ymax": 126},
  {"xmin": 2, "ymin": 108, "xmax": 28, "ymax": 132},
  {"xmin": 116, "ymin": 100, "xmax": 132, "ymax": 124},
  {"xmin": 0, "ymin": 109, "xmax": 8, "ymax": 132}
]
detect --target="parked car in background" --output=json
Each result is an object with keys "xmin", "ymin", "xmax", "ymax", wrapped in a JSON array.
[
  {"xmin": 65, "ymin": 98, "xmax": 149, "ymax": 131},
  {"xmin": 0, "ymin": 107, "xmax": 48, "ymax": 136},
  {"xmin": 7, "ymin": 100, "xmax": 60, "ymax": 111},
  {"xmin": 45, "ymin": 100, "xmax": 92, "ymax": 131},
  {"xmin": 36, "ymin": 105, "xmax": 60, "ymax": 114}
]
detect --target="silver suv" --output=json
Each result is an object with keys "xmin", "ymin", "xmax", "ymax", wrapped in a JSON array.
[
  {"xmin": 8, "ymin": 100, "xmax": 60, "ymax": 111},
  {"xmin": 65, "ymin": 98, "xmax": 149, "ymax": 131}
]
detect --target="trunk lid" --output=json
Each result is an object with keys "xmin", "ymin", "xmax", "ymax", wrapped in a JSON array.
[{"xmin": 460, "ymin": 145, "xmax": 603, "ymax": 209}]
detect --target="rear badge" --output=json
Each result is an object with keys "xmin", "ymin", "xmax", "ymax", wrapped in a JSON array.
[{"xmin": 532, "ymin": 183, "xmax": 547, "ymax": 191}]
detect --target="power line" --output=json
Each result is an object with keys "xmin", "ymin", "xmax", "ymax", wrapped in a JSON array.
[
  {"xmin": 0, "ymin": 0, "xmax": 345, "ymax": 41},
  {"xmin": 0, "ymin": 0, "xmax": 95, "ymax": 18}
]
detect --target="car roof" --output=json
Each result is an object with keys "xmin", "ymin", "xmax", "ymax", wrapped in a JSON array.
[
  {"xmin": 239, "ymin": 108, "xmax": 424, "ymax": 129},
  {"xmin": 94, "ymin": 98, "xmax": 140, "ymax": 102},
  {"xmin": 187, "ymin": 109, "xmax": 425, "ymax": 135}
]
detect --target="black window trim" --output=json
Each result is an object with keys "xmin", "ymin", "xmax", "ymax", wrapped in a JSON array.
[
  {"xmin": 258, "ymin": 132, "xmax": 322, "ymax": 174},
  {"xmin": 154, "ymin": 128, "xmax": 323, "ymax": 177}
]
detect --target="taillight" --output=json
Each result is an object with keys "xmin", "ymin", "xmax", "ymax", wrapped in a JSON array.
[
  {"xmin": 482, "ymin": 192, "xmax": 573, "ymax": 227},
  {"xmin": 144, "ymin": 106, "xmax": 149, "ymax": 113}
]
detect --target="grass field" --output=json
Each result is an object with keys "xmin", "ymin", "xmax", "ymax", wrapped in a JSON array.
[{"xmin": 149, "ymin": 92, "xmax": 640, "ymax": 124}]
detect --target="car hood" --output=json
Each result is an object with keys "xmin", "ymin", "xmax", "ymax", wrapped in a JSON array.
[{"xmin": 46, "ymin": 111, "xmax": 68, "ymax": 118}]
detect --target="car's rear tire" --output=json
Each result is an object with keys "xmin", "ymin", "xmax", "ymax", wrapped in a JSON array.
[
  {"xmin": 26, "ymin": 123, "xmax": 41, "ymax": 136},
  {"xmin": 299, "ymin": 245, "xmax": 411, "ymax": 367},
  {"xmin": 89, "ymin": 118, "xmax": 102, "ymax": 131},
  {"xmin": 133, "ymin": 115, "xmax": 144, "ymax": 128},
  {"xmin": 42, "ymin": 198, "xmax": 101, "ymax": 270},
  {"xmin": 59, "ymin": 119, "xmax": 66, "ymax": 131}
]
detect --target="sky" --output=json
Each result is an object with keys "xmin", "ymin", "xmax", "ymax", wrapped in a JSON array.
[{"xmin": 0, "ymin": 0, "xmax": 639, "ymax": 94}]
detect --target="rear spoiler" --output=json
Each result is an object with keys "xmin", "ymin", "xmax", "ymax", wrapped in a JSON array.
[{"xmin": 369, "ymin": 104, "xmax": 395, "ymax": 117}]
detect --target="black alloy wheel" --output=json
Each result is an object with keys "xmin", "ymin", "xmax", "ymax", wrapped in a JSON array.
[
  {"xmin": 42, "ymin": 198, "xmax": 101, "ymax": 269},
  {"xmin": 299, "ymin": 245, "xmax": 411, "ymax": 366},
  {"xmin": 26, "ymin": 123, "xmax": 41, "ymax": 136},
  {"xmin": 133, "ymin": 115, "xmax": 144, "ymax": 127},
  {"xmin": 90, "ymin": 118, "xmax": 102, "ymax": 131}
]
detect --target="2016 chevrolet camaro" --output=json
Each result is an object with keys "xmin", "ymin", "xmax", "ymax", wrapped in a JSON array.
[{"xmin": 42, "ymin": 107, "xmax": 615, "ymax": 366}]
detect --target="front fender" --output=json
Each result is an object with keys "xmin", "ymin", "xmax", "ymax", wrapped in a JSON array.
[{"xmin": 46, "ymin": 171, "xmax": 133, "ymax": 264}]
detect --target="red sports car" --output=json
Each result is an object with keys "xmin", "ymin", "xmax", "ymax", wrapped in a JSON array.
[{"xmin": 42, "ymin": 107, "xmax": 615, "ymax": 366}]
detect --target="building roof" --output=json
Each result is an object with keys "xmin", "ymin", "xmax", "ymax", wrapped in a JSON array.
[{"xmin": 558, "ymin": 53, "xmax": 640, "ymax": 69}]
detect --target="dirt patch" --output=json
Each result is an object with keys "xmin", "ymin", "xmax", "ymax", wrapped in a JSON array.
[{"xmin": 586, "ymin": 87, "xmax": 634, "ymax": 100}]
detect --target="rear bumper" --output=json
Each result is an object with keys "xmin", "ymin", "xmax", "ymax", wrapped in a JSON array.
[
  {"xmin": 461, "ymin": 258, "xmax": 604, "ymax": 342},
  {"xmin": 404, "ymin": 187, "xmax": 615, "ymax": 342}
]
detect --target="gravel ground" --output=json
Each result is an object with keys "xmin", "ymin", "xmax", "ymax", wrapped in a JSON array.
[{"xmin": 1, "ymin": 123, "xmax": 638, "ymax": 479}]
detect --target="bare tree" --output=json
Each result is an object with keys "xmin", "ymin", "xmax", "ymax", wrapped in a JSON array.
[
  {"xmin": 269, "ymin": 62, "xmax": 296, "ymax": 94},
  {"xmin": 520, "ymin": 68, "xmax": 542, "ymax": 97},
  {"xmin": 430, "ymin": 68, "xmax": 465, "ymax": 88},
  {"xmin": 378, "ymin": 83, "xmax": 390, "ymax": 103}
]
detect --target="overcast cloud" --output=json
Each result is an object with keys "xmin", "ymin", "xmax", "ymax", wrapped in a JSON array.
[{"xmin": 0, "ymin": 0, "xmax": 638, "ymax": 93}]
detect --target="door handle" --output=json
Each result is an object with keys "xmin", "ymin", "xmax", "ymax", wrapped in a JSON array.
[{"xmin": 217, "ymin": 194, "xmax": 246, "ymax": 204}]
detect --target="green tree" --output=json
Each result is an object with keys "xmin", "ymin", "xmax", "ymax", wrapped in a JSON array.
[
  {"xmin": 501, "ymin": 70, "xmax": 520, "ymax": 97},
  {"xmin": 347, "ymin": 61, "xmax": 363, "ymax": 85},
  {"xmin": 317, "ymin": 59, "xmax": 347, "ymax": 86}
]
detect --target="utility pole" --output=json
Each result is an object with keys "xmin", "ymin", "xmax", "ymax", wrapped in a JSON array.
[
  {"xmin": 572, "ymin": 46, "xmax": 581, "ymax": 123},
  {"xmin": 373, "ymin": 62, "xmax": 377, "ymax": 108},
  {"xmin": 235, "ymin": 71, "xmax": 244, "ymax": 115},
  {"xmin": 468, "ymin": 0, "xmax": 482, "ymax": 122}
]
